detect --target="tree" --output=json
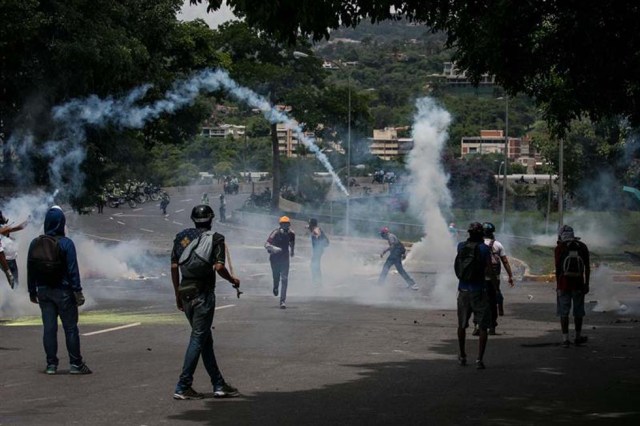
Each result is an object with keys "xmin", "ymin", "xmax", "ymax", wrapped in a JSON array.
[{"xmin": 191, "ymin": 0, "xmax": 640, "ymax": 135}]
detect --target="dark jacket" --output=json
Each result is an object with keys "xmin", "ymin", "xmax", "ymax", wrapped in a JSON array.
[{"xmin": 27, "ymin": 207, "xmax": 82, "ymax": 296}]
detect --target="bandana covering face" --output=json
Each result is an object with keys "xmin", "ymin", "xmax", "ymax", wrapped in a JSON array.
[{"xmin": 558, "ymin": 225, "xmax": 576, "ymax": 242}]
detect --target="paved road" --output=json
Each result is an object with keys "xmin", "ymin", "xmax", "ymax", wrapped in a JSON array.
[{"xmin": 1, "ymin": 186, "xmax": 639, "ymax": 425}]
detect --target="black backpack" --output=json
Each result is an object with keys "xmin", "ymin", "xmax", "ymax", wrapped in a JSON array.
[
  {"xmin": 28, "ymin": 235, "xmax": 65, "ymax": 285},
  {"xmin": 454, "ymin": 241, "xmax": 484, "ymax": 281},
  {"xmin": 561, "ymin": 240, "xmax": 585, "ymax": 278}
]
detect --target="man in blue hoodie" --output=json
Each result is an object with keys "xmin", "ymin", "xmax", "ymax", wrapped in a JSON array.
[{"xmin": 27, "ymin": 206, "xmax": 91, "ymax": 375}]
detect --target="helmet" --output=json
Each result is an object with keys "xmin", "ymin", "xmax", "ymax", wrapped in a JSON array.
[
  {"xmin": 482, "ymin": 222, "xmax": 496, "ymax": 237},
  {"xmin": 191, "ymin": 204, "xmax": 214, "ymax": 223},
  {"xmin": 467, "ymin": 222, "xmax": 483, "ymax": 235},
  {"xmin": 380, "ymin": 226, "xmax": 390, "ymax": 236},
  {"xmin": 308, "ymin": 218, "xmax": 318, "ymax": 227},
  {"xmin": 279, "ymin": 216, "xmax": 290, "ymax": 224}
]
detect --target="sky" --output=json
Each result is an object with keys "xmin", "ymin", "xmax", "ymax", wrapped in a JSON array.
[{"xmin": 178, "ymin": 0, "xmax": 237, "ymax": 28}]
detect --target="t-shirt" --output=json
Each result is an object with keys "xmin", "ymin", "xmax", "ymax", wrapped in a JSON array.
[
  {"xmin": 386, "ymin": 233, "xmax": 406, "ymax": 259},
  {"xmin": 266, "ymin": 228, "xmax": 295, "ymax": 260},
  {"xmin": 457, "ymin": 240, "xmax": 491, "ymax": 292},
  {"xmin": 0, "ymin": 235, "xmax": 18, "ymax": 260},
  {"xmin": 484, "ymin": 238, "xmax": 505, "ymax": 277},
  {"xmin": 555, "ymin": 239, "xmax": 590, "ymax": 291}
]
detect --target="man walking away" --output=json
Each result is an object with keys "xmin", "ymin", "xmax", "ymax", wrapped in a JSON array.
[
  {"xmin": 27, "ymin": 206, "xmax": 91, "ymax": 375},
  {"xmin": 171, "ymin": 205, "xmax": 240, "ymax": 400},
  {"xmin": 455, "ymin": 222, "xmax": 493, "ymax": 369},
  {"xmin": 474, "ymin": 222, "xmax": 514, "ymax": 336},
  {"xmin": 378, "ymin": 227, "xmax": 418, "ymax": 290},
  {"xmin": 265, "ymin": 216, "xmax": 295, "ymax": 309},
  {"xmin": 555, "ymin": 225, "xmax": 590, "ymax": 348},
  {"xmin": 308, "ymin": 218, "xmax": 328, "ymax": 286}
]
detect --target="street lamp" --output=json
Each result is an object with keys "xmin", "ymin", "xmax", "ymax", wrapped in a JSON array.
[
  {"xmin": 498, "ymin": 96, "xmax": 509, "ymax": 232},
  {"xmin": 497, "ymin": 161, "xmax": 505, "ymax": 202}
]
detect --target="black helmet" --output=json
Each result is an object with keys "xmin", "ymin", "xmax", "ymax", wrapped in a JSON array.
[
  {"xmin": 482, "ymin": 222, "xmax": 496, "ymax": 237},
  {"xmin": 191, "ymin": 204, "xmax": 214, "ymax": 224},
  {"xmin": 467, "ymin": 222, "xmax": 483, "ymax": 235}
]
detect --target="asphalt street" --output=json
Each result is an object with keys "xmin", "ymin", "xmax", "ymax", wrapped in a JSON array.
[{"xmin": 1, "ymin": 184, "xmax": 639, "ymax": 425}]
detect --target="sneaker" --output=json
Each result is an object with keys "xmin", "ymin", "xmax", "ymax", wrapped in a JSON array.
[
  {"xmin": 273, "ymin": 287, "xmax": 279, "ymax": 297},
  {"xmin": 408, "ymin": 283, "xmax": 419, "ymax": 291},
  {"xmin": 561, "ymin": 340, "xmax": 571, "ymax": 348},
  {"xmin": 280, "ymin": 302, "xmax": 286, "ymax": 310},
  {"xmin": 70, "ymin": 363, "xmax": 92, "ymax": 375},
  {"xmin": 45, "ymin": 364, "xmax": 57, "ymax": 375},
  {"xmin": 173, "ymin": 387, "xmax": 204, "ymax": 400},
  {"xmin": 458, "ymin": 355, "xmax": 467, "ymax": 366},
  {"xmin": 213, "ymin": 383, "xmax": 239, "ymax": 398},
  {"xmin": 471, "ymin": 325, "xmax": 480, "ymax": 336},
  {"xmin": 488, "ymin": 327, "xmax": 497, "ymax": 336},
  {"xmin": 574, "ymin": 335, "xmax": 588, "ymax": 346},
  {"xmin": 475, "ymin": 360, "xmax": 486, "ymax": 370}
]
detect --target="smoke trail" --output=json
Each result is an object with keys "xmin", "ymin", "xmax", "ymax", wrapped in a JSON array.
[
  {"xmin": 405, "ymin": 97, "xmax": 457, "ymax": 308},
  {"xmin": 52, "ymin": 68, "xmax": 348, "ymax": 195}
]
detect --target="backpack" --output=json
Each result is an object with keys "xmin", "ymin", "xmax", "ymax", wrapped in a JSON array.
[
  {"xmin": 27, "ymin": 235, "xmax": 65, "ymax": 286},
  {"xmin": 318, "ymin": 229, "xmax": 330, "ymax": 247},
  {"xmin": 561, "ymin": 240, "xmax": 585, "ymax": 278},
  {"xmin": 178, "ymin": 231, "xmax": 223, "ymax": 279},
  {"xmin": 488, "ymin": 240, "xmax": 501, "ymax": 275},
  {"xmin": 454, "ymin": 241, "xmax": 484, "ymax": 281}
]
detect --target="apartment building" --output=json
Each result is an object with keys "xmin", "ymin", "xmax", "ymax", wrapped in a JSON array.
[
  {"xmin": 201, "ymin": 123, "xmax": 246, "ymax": 139},
  {"xmin": 369, "ymin": 128, "xmax": 414, "ymax": 161},
  {"xmin": 277, "ymin": 123, "xmax": 315, "ymax": 158}
]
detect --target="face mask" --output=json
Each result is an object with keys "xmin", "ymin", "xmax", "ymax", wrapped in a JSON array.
[{"xmin": 280, "ymin": 224, "xmax": 290, "ymax": 233}]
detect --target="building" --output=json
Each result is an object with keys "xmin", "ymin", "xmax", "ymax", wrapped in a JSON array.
[
  {"xmin": 200, "ymin": 123, "xmax": 246, "ymax": 139},
  {"xmin": 441, "ymin": 62, "xmax": 495, "ymax": 86},
  {"xmin": 277, "ymin": 123, "xmax": 315, "ymax": 158},
  {"xmin": 461, "ymin": 130, "xmax": 519, "ymax": 158},
  {"xmin": 369, "ymin": 128, "xmax": 414, "ymax": 161}
]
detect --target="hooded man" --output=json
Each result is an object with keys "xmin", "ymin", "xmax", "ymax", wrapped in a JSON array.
[
  {"xmin": 555, "ymin": 225, "xmax": 590, "ymax": 348},
  {"xmin": 27, "ymin": 206, "xmax": 91, "ymax": 375}
]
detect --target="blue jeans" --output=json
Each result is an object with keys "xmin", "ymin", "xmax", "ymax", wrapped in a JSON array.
[
  {"xmin": 37, "ymin": 286, "xmax": 83, "ymax": 366},
  {"xmin": 176, "ymin": 289, "xmax": 224, "ymax": 393},
  {"xmin": 311, "ymin": 248, "xmax": 324, "ymax": 286},
  {"xmin": 378, "ymin": 256, "xmax": 415, "ymax": 286}
]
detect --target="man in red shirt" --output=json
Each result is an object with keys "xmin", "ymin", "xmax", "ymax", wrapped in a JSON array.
[{"xmin": 555, "ymin": 225, "xmax": 590, "ymax": 348}]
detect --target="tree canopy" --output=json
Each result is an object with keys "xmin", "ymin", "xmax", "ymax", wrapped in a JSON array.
[{"xmin": 192, "ymin": 0, "xmax": 640, "ymax": 135}]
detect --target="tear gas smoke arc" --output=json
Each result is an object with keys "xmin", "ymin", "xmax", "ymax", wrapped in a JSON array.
[
  {"xmin": 49, "ymin": 68, "xmax": 348, "ymax": 195},
  {"xmin": 404, "ymin": 97, "xmax": 457, "ymax": 308}
]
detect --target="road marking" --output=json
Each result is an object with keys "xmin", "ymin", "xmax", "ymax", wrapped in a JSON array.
[
  {"xmin": 133, "ymin": 208, "xmax": 143, "ymax": 211},
  {"xmin": 113, "ymin": 213, "xmax": 124, "ymax": 216},
  {"xmin": 175, "ymin": 209, "xmax": 185, "ymax": 213},
  {"xmin": 180, "ymin": 199, "xmax": 192, "ymax": 202},
  {"xmin": 139, "ymin": 228, "xmax": 154, "ymax": 233},
  {"xmin": 173, "ymin": 221, "xmax": 184, "ymax": 225},
  {"xmin": 216, "ymin": 304, "xmax": 235, "ymax": 310},
  {"xmin": 249, "ymin": 273, "xmax": 268, "ymax": 277},
  {"xmin": 83, "ymin": 322, "xmax": 141, "ymax": 336},
  {"xmin": 117, "ymin": 221, "xmax": 126, "ymax": 225}
]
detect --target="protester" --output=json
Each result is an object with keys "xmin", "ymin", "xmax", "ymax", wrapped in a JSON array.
[
  {"xmin": 265, "ymin": 216, "xmax": 295, "ymax": 309},
  {"xmin": 308, "ymin": 218, "xmax": 329, "ymax": 286},
  {"xmin": 378, "ymin": 227, "xmax": 419, "ymax": 290},
  {"xmin": 0, "ymin": 210, "xmax": 28, "ymax": 289},
  {"xmin": 448, "ymin": 222, "xmax": 458, "ymax": 238},
  {"xmin": 160, "ymin": 191, "xmax": 170, "ymax": 215},
  {"xmin": 455, "ymin": 222, "xmax": 493, "ymax": 369},
  {"xmin": 201, "ymin": 193, "xmax": 209, "ymax": 205},
  {"xmin": 471, "ymin": 222, "xmax": 514, "ymax": 336},
  {"xmin": 219, "ymin": 193, "xmax": 226, "ymax": 222},
  {"xmin": 171, "ymin": 205, "xmax": 240, "ymax": 400},
  {"xmin": 27, "ymin": 206, "xmax": 91, "ymax": 375},
  {"xmin": 555, "ymin": 225, "xmax": 590, "ymax": 348}
]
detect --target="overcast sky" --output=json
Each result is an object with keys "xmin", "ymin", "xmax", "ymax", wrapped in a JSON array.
[{"xmin": 178, "ymin": 0, "xmax": 237, "ymax": 28}]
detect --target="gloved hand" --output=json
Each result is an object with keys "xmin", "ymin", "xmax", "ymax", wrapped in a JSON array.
[
  {"xmin": 5, "ymin": 270, "xmax": 15, "ymax": 289},
  {"xmin": 29, "ymin": 293, "xmax": 38, "ymax": 304},
  {"xmin": 74, "ymin": 291, "xmax": 86, "ymax": 306}
]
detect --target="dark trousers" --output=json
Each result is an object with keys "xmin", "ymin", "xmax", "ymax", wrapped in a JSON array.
[
  {"xmin": 378, "ymin": 256, "xmax": 415, "ymax": 286},
  {"xmin": 37, "ymin": 286, "xmax": 83, "ymax": 367},
  {"xmin": 270, "ymin": 256, "xmax": 290, "ymax": 304},
  {"xmin": 7, "ymin": 259, "xmax": 18, "ymax": 288},
  {"xmin": 176, "ymin": 290, "xmax": 224, "ymax": 393},
  {"xmin": 483, "ymin": 280, "xmax": 504, "ymax": 328}
]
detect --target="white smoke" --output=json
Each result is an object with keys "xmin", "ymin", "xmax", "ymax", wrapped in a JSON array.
[
  {"xmin": 50, "ymin": 68, "xmax": 348, "ymax": 195},
  {"xmin": 404, "ymin": 97, "xmax": 458, "ymax": 308}
]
